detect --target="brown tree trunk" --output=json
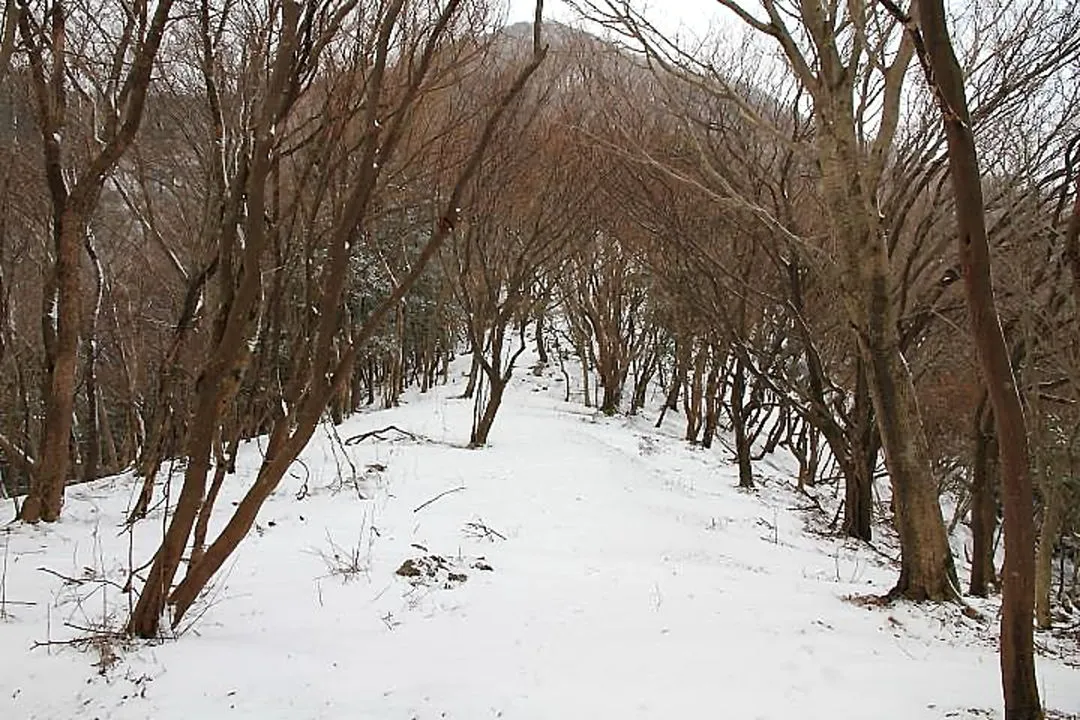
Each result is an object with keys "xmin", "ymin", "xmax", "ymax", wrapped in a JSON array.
[
  {"xmin": 598, "ymin": 349, "xmax": 623, "ymax": 416},
  {"xmin": 866, "ymin": 335, "xmax": 957, "ymax": 600},
  {"xmin": 842, "ymin": 360, "xmax": 875, "ymax": 541},
  {"xmin": 684, "ymin": 344, "xmax": 706, "ymax": 443},
  {"xmin": 80, "ymin": 230, "xmax": 105, "ymax": 483},
  {"xmin": 578, "ymin": 332, "xmax": 592, "ymax": 408},
  {"xmin": 1034, "ymin": 480, "xmax": 1060, "ymax": 630},
  {"xmin": 970, "ymin": 401, "xmax": 998, "ymax": 597},
  {"xmin": 701, "ymin": 348, "xmax": 721, "ymax": 450},
  {"xmin": 190, "ymin": 433, "xmax": 239, "ymax": 570},
  {"xmin": 462, "ymin": 348, "xmax": 481, "ymax": 399},
  {"xmin": 535, "ymin": 311, "xmax": 548, "ymax": 365},
  {"xmin": 22, "ymin": 211, "xmax": 83, "ymax": 522},
  {"xmin": 917, "ymin": 2, "xmax": 1042, "ymax": 715},
  {"xmin": 730, "ymin": 355, "xmax": 754, "ymax": 489},
  {"xmin": 655, "ymin": 336, "xmax": 689, "ymax": 428},
  {"xmin": 471, "ymin": 378, "xmax": 506, "ymax": 447},
  {"xmin": 129, "ymin": 0, "xmax": 297, "ymax": 632}
]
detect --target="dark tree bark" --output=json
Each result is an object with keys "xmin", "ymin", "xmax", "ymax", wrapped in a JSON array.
[
  {"xmin": 461, "ymin": 349, "xmax": 481, "ymax": 399},
  {"xmin": 534, "ymin": 308, "xmax": 549, "ymax": 365},
  {"xmin": 80, "ymin": 231, "xmax": 105, "ymax": 483},
  {"xmin": 730, "ymin": 355, "xmax": 754, "ymax": 489},
  {"xmin": 684, "ymin": 345, "xmax": 706, "ymax": 442},
  {"xmin": 970, "ymin": 399, "xmax": 998, "ymax": 597},
  {"xmin": 842, "ymin": 360, "xmax": 875, "ymax": 541},
  {"xmin": 701, "ymin": 346, "xmax": 722, "ymax": 449},
  {"xmin": 655, "ymin": 336, "xmax": 689, "ymax": 428},
  {"xmin": 469, "ymin": 322, "xmax": 528, "ymax": 447}
]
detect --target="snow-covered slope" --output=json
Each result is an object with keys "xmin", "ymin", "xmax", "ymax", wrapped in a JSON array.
[{"xmin": 1, "ymin": 361, "xmax": 1077, "ymax": 719}]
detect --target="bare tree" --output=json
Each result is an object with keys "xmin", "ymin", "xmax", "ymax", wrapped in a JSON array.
[
  {"xmin": 14, "ymin": 0, "xmax": 177, "ymax": 522},
  {"xmin": 891, "ymin": 0, "xmax": 1041, "ymax": 715},
  {"xmin": 128, "ymin": 0, "xmax": 548, "ymax": 637}
]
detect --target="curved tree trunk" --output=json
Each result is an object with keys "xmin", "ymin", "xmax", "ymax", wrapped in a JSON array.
[
  {"xmin": 470, "ymin": 377, "xmax": 506, "ymax": 447},
  {"xmin": 916, "ymin": 2, "xmax": 1042, "ymax": 715}
]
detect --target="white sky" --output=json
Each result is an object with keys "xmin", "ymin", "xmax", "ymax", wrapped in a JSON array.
[{"xmin": 504, "ymin": 0, "xmax": 729, "ymax": 40}]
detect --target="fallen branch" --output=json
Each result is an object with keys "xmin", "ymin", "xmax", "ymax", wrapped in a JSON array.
[
  {"xmin": 344, "ymin": 425, "xmax": 420, "ymax": 446},
  {"xmin": 413, "ymin": 486, "xmax": 465, "ymax": 513}
]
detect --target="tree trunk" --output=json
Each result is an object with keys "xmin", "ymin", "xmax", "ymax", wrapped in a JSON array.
[
  {"xmin": 655, "ymin": 337, "xmax": 689, "ymax": 429},
  {"xmin": 190, "ymin": 433, "xmax": 239, "ymax": 570},
  {"xmin": 866, "ymin": 337, "xmax": 957, "ymax": 600},
  {"xmin": 80, "ymin": 230, "xmax": 105, "ymax": 483},
  {"xmin": 804, "ymin": 28, "xmax": 955, "ymax": 600},
  {"xmin": 577, "ymin": 333, "xmax": 592, "ymax": 408},
  {"xmin": 366, "ymin": 357, "xmax": 376, "ymax": 405},
  {"xmin": 21, "ymin": 211, "xmax": 83, "ymax": 522},
  {"xmin": 684, "ymin": 345, "xmax": 706, "ymax": 442},
  {"xmin": 462, "ymin": 348, "xmax": 481, "ymax": 399},
  {"xmin": 701, "ymin": 350, "xmax": 721, "ymax": 450},
  {"xmin": 535, "ymin": 312, "xmax": 548, "ymax": 365},
  {"xmin": 598, "ymin": 345, "xmax": 622, "ymax": 415},
  {"xmin": 970, "ymin": 402, "xmax": 998, "ymax": 597},
  {"xmin": 18, "ymin": 0, "xmax": 177, "ymax": 522},
  {"xmin": 730, "ymin": 356, "xmax": 754, "ymax": 489},
  {"xmin": 470, "ymin": 377, "xmax": 506, "ymax": 447},
  {"xmin": 819, "ymin": 144, "xmax": 956, "ymax": 598},
  {"xmin": 630, "ymin": 347, "xmax": 658, "ymax": 415},
  {"xmin": 842, "ymin": 360, "xmax": 875, "ymax": 541},
  {"xmin": 1034, "ymin": 481, "xmax": 1060, "ymax": 630},
  {"xmin": 918, "ymin": 2, "xmax": 1042, "ymax": 715},
  {"xmin": 128, "ymin": 341, "xmax": 238, "ymax": 637}
]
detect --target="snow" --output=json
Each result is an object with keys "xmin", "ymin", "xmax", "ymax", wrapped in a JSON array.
[{"xmin": 1, "ymin": 359, "xmax": 1077, "ymax": 719}]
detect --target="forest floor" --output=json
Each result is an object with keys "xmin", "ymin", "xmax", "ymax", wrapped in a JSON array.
[{"xmin": 1, "ymin": 356, "xmax": 1078, "ymax": 719}]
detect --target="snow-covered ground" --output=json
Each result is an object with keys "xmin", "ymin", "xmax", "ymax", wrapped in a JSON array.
[{"xmin": 1, "ymin": 360, "xmax": 1077, "ymax": 719}]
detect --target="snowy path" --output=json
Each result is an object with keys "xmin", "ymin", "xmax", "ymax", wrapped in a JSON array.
[{"xmin": 1, "ymin": 369, "xmax": 1077, "ymax": 719}]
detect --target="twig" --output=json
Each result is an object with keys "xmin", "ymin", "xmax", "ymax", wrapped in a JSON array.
[
  {"xmin": 413, "ymin": 486, "xmax": 466, "ymax": 513},
  {"xmin": 37, "ymin": 566, "xmax": 126, "ymax": 592},
  {"xmin": 864, "ymin": 540, "xmax": 901, "ymax": 565},
  {"xmin": 30, "ymin": 622, "xmax": 127, "ymax": 651},
  {"xmin": 324, "ymin": 420, "xmax": 359, "ymax": 493},
  {"xmin": 1, "ymin": 528, "xmax": 8, "ymax": 618},
  {"xmin": 463, "ymin": 520, "xmax": 507, "ymax": 541}
]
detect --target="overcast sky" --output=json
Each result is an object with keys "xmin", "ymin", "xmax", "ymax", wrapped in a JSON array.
[{"xmin": 504, "ymin": 0, "xmax": 729, "ymax": 39}]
